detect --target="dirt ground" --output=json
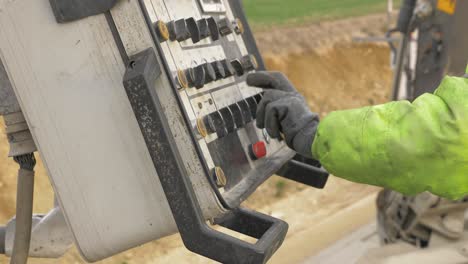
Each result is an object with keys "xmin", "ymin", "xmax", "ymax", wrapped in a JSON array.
[{"xmin": 0, "ymin": 13, "xmax": 392, "ymax": 264}]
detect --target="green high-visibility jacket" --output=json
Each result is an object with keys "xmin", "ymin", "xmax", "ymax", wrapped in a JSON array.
[{"xmin": 312, "ymin": 74, "xmax": 468, "ymax": 200}]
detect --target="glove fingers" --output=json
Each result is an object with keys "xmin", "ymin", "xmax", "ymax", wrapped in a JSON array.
[
  {"xmin": 264, "ymin": 103, "xmax": 281, "ymax": 139},
  {"xmin": 256, "ymin": 90, "xmax": 285, "ymax": 129},
  {"xmin": 247, "ymin": 71, "xmax": 294, "ymax": 92}
]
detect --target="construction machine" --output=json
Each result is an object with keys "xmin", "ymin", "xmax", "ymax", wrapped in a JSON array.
[
  {"xmin": 0, "ymin": 0, "xmax": 329, "ymax": 263},
  {"xmin": 309, "ymin": 1, "xmax": 468, "ymax": 263},
  {"xmin": 366, "ymin": 0, "xmax": 468, "ymax": 263}
]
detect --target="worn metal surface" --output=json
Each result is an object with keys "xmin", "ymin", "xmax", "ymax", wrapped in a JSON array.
[
  {"xmin": 3, "ymin": 112, "xmax": 37, "ymax": 157},
  {"xmin": 49, "ymin": 0, "xmax": 119, "ymax": 23},
  {"xmin": 0, "ymin": 1, "xmax": 178, "ymax": 261},
  {"xmin": 0, "ymin": 59, "xmax": 20, "ymax": 115}
]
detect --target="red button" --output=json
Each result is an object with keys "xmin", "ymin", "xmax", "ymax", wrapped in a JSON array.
[{"xmin": 250, "ymin": 141, "xmax": 267, "ymax": 160}]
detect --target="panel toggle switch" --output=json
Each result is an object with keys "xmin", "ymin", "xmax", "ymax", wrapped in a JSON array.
[
  {"xmin": 207, "ymin": 17, "xmax": 220, "ymax": 41},
  {"xmin": 186, "ymin": 17, "xmax": 201, "ymax": 43},
  {"xmin": 218, "ymin": 18, "xmax": 233, "ymax": 36},
  {"xmin": 249, "ymin": 141, "xmax": 267, "ymax": 160},
  {"xmin": 220, "ymin": 59, "xmax": 236, "ymax": 78},
  {"xmin": 228, "ymin": 103, "xmax": 245, "ymax": 129},
  {"xmin": 219, "ymin": 107, "xmax": 236, "ymax": 133},
  {"xmin": 245, "ymin": 96, "xmax": 258, "ymax": 119},
  {"xmin": 202, "ymin": 62, "xmax": 217, "ymax": 84},
  {"xmin": 167, "ymin": 19, "xmax": 191, "ymax": 42},
  {"xmin": 211, "ymin": 60, "xmax": 226, "ymax": 80},
  {"xmin": 197, "ymin": 18, "xmax": 211, "ymax": 40},
  {"xmin": 237, "ymin": 100, "xmax": 253, "ymax": 123},
  {"xmin": 230, "ymin": 59, "xmax": 245, "ymax": 77},
  {"xmin": 197, "ymin": 111, "xmax": 228, "ymax": 138},
  {"xmin": 186, "ymin": 65, "xmax": 206, "ymax": 89},
  {"xmin": 241, "ymin": 54, "xmax": 259, "ymax": 72}
]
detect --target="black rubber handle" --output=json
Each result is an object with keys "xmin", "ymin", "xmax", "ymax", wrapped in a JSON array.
[
  {"xmin": 397, "ymin": 0, "xmax": 417, "ymax": 33},
  {"xmin": 276, "ymin": 155, "xmax": 329, "ymax": 189},
  {"xmin": 206, "ymin": 208, "xmax": 289, "ymax": 264}
]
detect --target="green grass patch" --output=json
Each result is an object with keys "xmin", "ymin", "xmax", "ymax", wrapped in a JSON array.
[{"xmin": 244, "ymin": 0, "xmax": 401, "ymax": 26}]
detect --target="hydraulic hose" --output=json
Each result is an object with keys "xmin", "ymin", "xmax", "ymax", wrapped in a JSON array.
[{"xmin": 10, "ymin": 153, "xmax": 36, "ymax": 264}]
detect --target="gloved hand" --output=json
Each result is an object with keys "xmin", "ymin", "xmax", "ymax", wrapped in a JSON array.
[{"xmin": 246, "ymin": 71, "xmax": 319, "ymax": 158}]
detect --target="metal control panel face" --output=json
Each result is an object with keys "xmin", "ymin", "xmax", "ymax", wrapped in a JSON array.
[
  {"xmin": 198, "ymin": 0, "xmax": 227, "ymax": 13},
  {"xmin": 141, "ymin": 0, "xmax": 293, "ymax": 203}
]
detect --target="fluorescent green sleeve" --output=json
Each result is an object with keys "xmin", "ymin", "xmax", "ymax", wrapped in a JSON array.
[{"xmin": 312, "ymin": 76, "xmax": 468, "ymax": 200}]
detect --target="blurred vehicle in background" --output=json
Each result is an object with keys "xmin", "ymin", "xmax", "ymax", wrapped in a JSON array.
[{"xmin": 372, "ymin": 1, "xmax": 468, "ymax": 262}]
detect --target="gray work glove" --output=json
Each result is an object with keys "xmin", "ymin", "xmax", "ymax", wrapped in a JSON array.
[{"xmin": 246, "ymin": 71, "xmax": 319, "ymax": 158}]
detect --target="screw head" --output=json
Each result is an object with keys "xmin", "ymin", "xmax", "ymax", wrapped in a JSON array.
[
  {"xmin": 213, "ymin": 167, "xmax": 227, "ymax": 187},
  {"xmin": 176, "ymin": 69, "xmax": 189, "ymax": 89},
  {"xmin": 196, "ymin": 118, "xmax": 208, "ymax": 138},
  {"xmin": 234, "ymin": 18, "xmax": 245, "ymax": 34},
  {"xmin": 155, "ymin": 21, "xmax": 170, "ymax": 42}
]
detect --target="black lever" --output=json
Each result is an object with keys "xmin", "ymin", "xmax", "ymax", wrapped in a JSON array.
[{"xmin": 277, "ymin": 155, "xmax": 329, "ymax": 189}]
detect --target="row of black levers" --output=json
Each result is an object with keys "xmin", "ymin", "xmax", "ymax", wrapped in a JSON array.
[
  {"xmin": 156, "ymin": 17, "xmax": 242, "ymax": 44},
  {"xmin": 182, "ymin": 54, "xmax": 257, "ymax": 89},
  {"xmin": 202, "ymin": 93, "xmax": 264, "ymax": 138}
]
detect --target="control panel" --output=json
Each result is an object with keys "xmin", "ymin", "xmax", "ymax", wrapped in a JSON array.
[
  {"xmin": 141, "ymin": 0, "xmax": 295, "ymax": 205},
  {"xmin": 0, "ymin": 0, "xmax": 328, "ymax": 262}
]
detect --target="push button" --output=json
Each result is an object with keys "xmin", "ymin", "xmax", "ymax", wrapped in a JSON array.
[{"xmin": 249, "ymin": 141, "xmax": 267, "ymax": 160}]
